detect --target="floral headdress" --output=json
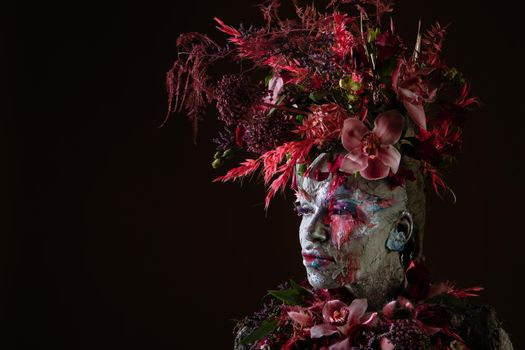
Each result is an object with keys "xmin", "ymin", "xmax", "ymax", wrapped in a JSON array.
[{"xmin": 164, "ymin": 0, "xmax": 478, "ymax": 208}]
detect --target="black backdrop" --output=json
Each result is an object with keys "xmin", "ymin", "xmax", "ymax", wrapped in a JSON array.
[{"xmin": 7, "ymin": 1, "xmax": 525, "ymax": 349}]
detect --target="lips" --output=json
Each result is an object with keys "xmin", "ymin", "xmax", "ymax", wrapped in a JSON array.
[{"xmin": 302, "ymin": 251, "xmax": 335, "ymax": 268}]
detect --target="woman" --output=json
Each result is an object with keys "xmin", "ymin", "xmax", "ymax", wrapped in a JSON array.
[{"xmin": 165, "ymin": 0, "xmax": 513, "ymax": 348}]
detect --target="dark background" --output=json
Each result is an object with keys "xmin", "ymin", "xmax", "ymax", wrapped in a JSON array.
[{"xmin": 6, "ymin": 1, "xmax": 525, "ymax": 349}]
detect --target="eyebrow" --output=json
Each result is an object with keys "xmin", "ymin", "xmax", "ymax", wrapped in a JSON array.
[
  {"xmin": 295, "ymin": 187, "xmax": 384, "ymax": 206},
  {"xmin": 326, "ymin": 191, "xmax": 382, "ymax": 205}
]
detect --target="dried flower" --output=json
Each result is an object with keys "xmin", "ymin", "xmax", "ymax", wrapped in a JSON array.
[
  {"xmin": 381, "ymin": 319, "xmax": 428, "ymax": 350},
  {"xmin": 215, "ymin": 75, "xmax": 265, "ymax": 126},
  {"xmin": 243, "ymin": 111, "xmax": 295, "ymax": 155}
]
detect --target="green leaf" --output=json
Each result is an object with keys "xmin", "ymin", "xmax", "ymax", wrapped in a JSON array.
[
  {"xmin": 290, "ymin": 279, "xmax": 306, "ymax": 291},
  {"xmin": 222, "ymin": 148, "xmax": 235, "ymax": 159},
  {"xmin": 297, "ymin": 163, "xmax": 307, "ymax": 177},
  {"xmin": 295, "ymin": 114, "xmax": 306, "ymax": 123},
  {"xmin": 367, "ymin": 27, "xmax": 381, "ymax": 43},
  {"xmin": 309, "ymin": 91, "xmax": 328, "ymax": 102},
  {"xmin": 264, "ymin": 75, "xmax": 273, "ymax": 87},
  {"xmin": 268, "ymin": 95, "xmax": 287, "ymax": 116},
  {"xmin": 211, "ymin": 159, "xmax": 223, "ymax": 169},
  {"xmin": 267, "ymin": 280, "xmax": 310, "ymax": 306},
  {"xmin": 239, "ymin": 319, "xmax": 278, "ymax": 345}
]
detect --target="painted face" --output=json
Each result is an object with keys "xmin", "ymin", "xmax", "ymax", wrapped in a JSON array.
[{"xmin": 296, "ymin": 167, "xmax": 409, "ymax": 298}]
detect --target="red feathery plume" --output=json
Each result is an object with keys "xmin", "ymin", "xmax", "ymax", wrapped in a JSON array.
[{"xmin": 214, "ymin": 159, "xmax": 262, "ymax": 182}]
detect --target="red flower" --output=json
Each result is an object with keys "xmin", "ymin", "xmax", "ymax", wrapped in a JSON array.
[
  {"xmin": 392, "ymin": 60, "xmax": 437, "ymax": 130},
  {"xmin": 287, "ymin": 307, "xmax": 314, "ymax": 328},
  {"xmin": 340, "ymin": 110, "xmax": 404, "ymax": 180},
  {"xmin": 332, "ymin": 13, "xmax": 355, "ymax": 60},
  {"xmin": 296, "ymin": 103, "xmax": 349, "ymax": 146}
]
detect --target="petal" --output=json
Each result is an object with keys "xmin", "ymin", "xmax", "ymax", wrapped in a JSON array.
[
  {"xmin": 340, "ymin": 154, "xmax": 368, "ymax": 174},
  {"xmin": 345, "ymin": 146, "xmax": 366, "ymax": 162},
  {"xmin": 403, "ymin": 100, "xmax": 427, "ymax": 130},
  {"xmin": 341, "ymin": 118, "xmax": 369, "ymax": 151},
  {"xmin": 346, "ymin": 298, "xmax": 368, "ymax": 325},
  {"xmin": 361, "ymin": 158, "xmax": 390, "ymax": 180},
  {"xmin": 396, "ymin": 297, "xmax": 414, "ymax": 311},
  {"xmin": 398, "ymin": 87, "xmax": 417, "ymax": 101},
  {"xmin": 373, "ymin": 110, "xmax": 404, "ymax": 145},
  {"xmin": 268, "ymin": 76, "xmax": 284, "ymax": 104},
  {"xmin": 378, "ymin": 146, "xmax": 401, "ymax": 174},
  {"xmin": 287, "ymin": 311, "xmax": 312, "ymax": 327},
  {"xmin": 382, "ymin": 300, "xmax": 396, "ymax": 319},
  {"xmin": 361, "ymin": 312, "xmax": 378, "ymax": 326},
  {"xmin": 380, "ymin": 337, "xmax": 395, "ymax": 350},
  {"xmin": 310, "ymin": 324, "xmax": 339, "ymax": 339},
  {"xmin": 322, "ymin": 300, "xmax": 348, "ymax": 323},
  {"xmin": 329, "ymin": 338, "xmax": 351, "ymax": 350}
]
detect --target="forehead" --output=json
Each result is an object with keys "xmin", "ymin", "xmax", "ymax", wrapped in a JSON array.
[{"xmin": 297, "ymin": 174, "xmax": 407, "ymax": 208}]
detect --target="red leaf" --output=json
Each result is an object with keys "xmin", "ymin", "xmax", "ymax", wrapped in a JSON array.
[
  {"xmin": 214, "ymin": 159, "xmax": 261, "ymax": 182},
  {"xmin": 213, "ymin": 17, "xmax": 241, "ymax": 38}
]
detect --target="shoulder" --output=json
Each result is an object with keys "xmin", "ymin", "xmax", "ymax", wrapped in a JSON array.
[{"xmin": 447, "ymin": 299, "xmax": 513, "ymax": 350}]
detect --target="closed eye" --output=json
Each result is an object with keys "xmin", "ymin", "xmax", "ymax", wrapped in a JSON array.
[
  {"xmin": 294, "ymin": 203, "xmax": 314, "ymax": 216},
  {"xmin": 331, "ymin": 202, "xmax": 357, "ymax": 216}
]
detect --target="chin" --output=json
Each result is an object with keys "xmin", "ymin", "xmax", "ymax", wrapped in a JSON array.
[{"xmin": 306, "ymin": 270, "xmax": 342, "ymax": 290}]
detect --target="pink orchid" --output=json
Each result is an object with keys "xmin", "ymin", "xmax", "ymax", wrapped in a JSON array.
[
  {"xmin": 380, "ymin": 337, "xmax": 395, "ymax": 350},
  {"xmin": 340, "ymin": 110, "xmax": 404, "ymax": 180},
  {"xmin": 310, "ymin": 299, "xmax": 376, "ymax": 340},
  {"xmin": 264, "ymin": 76, "xmax": 284, "ymax": 105},
  {"xmin": 392, "ymin": 60, "xmax": 437, "ymax": 130}
]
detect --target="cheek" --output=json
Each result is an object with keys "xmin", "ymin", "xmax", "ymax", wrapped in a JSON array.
[
  {"xmin": 327, "ymin": 207, "xmax": 370, "ymax": 249},
  {"xmin": 328, "ymin": 214, "xmax": 357, "ymax": 249},
  {"xmin": 346, "ymin": 254, "xmax": 360, "ymax": 284}
]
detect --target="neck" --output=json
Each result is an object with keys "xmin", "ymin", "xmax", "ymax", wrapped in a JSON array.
[{"xmin": 344, "ymin": 260, "xmax": 405, "ymax": 310}]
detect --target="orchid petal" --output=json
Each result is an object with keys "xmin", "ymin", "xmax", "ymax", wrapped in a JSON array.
[
  {"xmin": 382, "ymin": 301, "xmax": 396, "ymax": 319},
  {"xmin": 361, "ymin": 158, "xmax": 390, "ymax": 180},
  {"xmin": 361, "ymin": 312, "xmax": 378, "ymax": 325},
  {"xmin": 378, "ymin": 146, "xmax": 401, "ymax": 174},
  {"xmin": 345, "ymin": 146, "xmax": 366, "ymax": 162},
  {"xmin": 380, "ymin": 337, "xmax": 395, "ymax": 350},
  {"xmin": 346, "ymin": 298, "xmax": 368, "ymax": 325},
  {"xmin": 403, "ymin": 100, "xmax": 427, "ymax": 130},
  {"xmin": 340, "ymin": 154, "xmax": 368, "ymax": 174},
  {"xmin": 341, "ymin": 118, "xmax": 369, "ymax": 151},
  {"xmin": 373, "ymin": 110, "xmax": 404, "ymax": 145},
  {"xmin": 267, "ymin": 76, "xmax": 284, "ymax": 105},
  {"xmin": 398, "ymin": 87, "xmax": 417, "ymax": 102},
  {"xmin": 322, "ymin": 300, "xmax": 348, "ymax": 323},
  {"xmin": 396, "ymin": 297, "xmax": 414, "ymax": 311},
  {"xmin": 310, "ymin": 324, "xmax": 339, "ymax": 338}
]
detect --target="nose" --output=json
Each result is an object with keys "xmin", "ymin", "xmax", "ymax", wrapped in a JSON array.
[{"xmin": 305, "ymin": 210, "xmax": 330, "ymax": 243}]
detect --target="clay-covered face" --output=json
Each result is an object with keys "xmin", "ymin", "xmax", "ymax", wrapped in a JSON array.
[{"xmin": 296, "ymin": 170, "xmax": 410, "ymax": 296}]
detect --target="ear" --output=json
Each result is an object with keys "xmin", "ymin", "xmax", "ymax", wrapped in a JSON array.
[
  {"xmin": 385, "ymin": 211, "xmax": 413, "ymax": 252},
  {"xmin": 396, "ymin": 211, "xmax": 413, "ymax": 243}
]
